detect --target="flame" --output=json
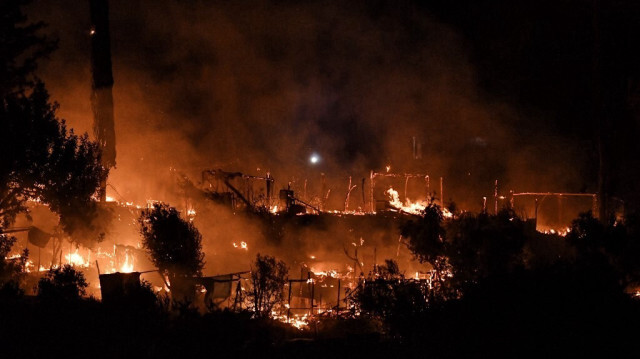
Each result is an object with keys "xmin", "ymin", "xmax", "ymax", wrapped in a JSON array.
[
  {"xmin": 385, "ymin": 187, "xmax": 453, "ymax": 218},
  {"xmin": 287, "ymin": 314, "xmax": 309, "ymax": 329},
  {"xmin": 386, "ymin": 165, "xmax": 391, "ymax": 173},
  {"xmin": 120, "ymin": 251, "xmax": 134, "ymax": 273},
  {"xmin": 232, "ymin": 241, "xmax": 248, "ymax": 250},
  {"xmin": 310, "ymin": 268, "xmax": 338, "ymax": 278},
  {"xmin": 271, "ymin": 311, "xmax": 309, "ymax": 330},
  {"xmin": 65, "ymin": 249, "xmax": 89, "ymax": 267},
  {"xmin": 539, "ymin": 227, "xmax": 571, "ymax": 237}
]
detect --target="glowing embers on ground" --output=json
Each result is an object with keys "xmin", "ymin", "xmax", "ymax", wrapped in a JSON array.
[
  {"xmin": 384, "ymin": 187, "xmax": 453, "ymax": 218},
  {"xmin": 272, "ymin": 309, "xmax": 310, "ymax": 330},
  {"xmin": 538, "ymin": 226, "xmax": 571, "ymax": 237}
]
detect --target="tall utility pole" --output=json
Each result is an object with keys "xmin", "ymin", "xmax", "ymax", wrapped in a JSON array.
[
  {"xmin": 90, "ymin": 0, "xmax": 116, "ymax": 201},
  {"xmin": 592, "ymin": 0, "xmax": 607, "ymax": 221}
]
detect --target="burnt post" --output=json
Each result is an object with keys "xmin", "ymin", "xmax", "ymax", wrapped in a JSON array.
[
  {"xmin": 425, "ymin": 175, "xmax": 430, "ymax": 196},
  {"xmin": 90, "ymin": 0, "xmax": 116, "ymax": 201},
  {"xmin": 440, "ymin": 177, "xmax": 444, "ymax": 207},
  {"xmin": 361, "ymin": 178, "xmax": 365, "ymax": 208},
  {"xmin": 320, "ymin": 173, "xmax": 326, "ymax": 210},
  {"xmin": 266, "ymin": 172, "xmax": 272, "ymax": 205},
  {"xmin": 494, "ymin": 179, "xmax": 499, "ymax": 215},
  {"xmin": 370, "ymin": 170, "xmax": 375, "ymax": 212}
]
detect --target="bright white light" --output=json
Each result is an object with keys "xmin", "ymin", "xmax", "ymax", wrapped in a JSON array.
[{"xmin": 309, "ymin": 154, "xmax": 320, "ymax": 164}]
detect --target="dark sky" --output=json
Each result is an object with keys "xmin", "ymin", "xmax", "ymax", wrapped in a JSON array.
[{"xmin": 26, "ymin": 0, "xmax": 640, "ymax": 210}]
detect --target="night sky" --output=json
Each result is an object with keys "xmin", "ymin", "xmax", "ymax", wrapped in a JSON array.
[{"xmin": 25, "ymin": 0, "xmax": 640, "ymax": 210}]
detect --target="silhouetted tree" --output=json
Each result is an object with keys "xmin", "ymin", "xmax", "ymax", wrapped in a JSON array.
[
  {"xmin": 567, "ymin": 210, "xmax": 640, "ymax": 287},
  {"xmin": 139, "ymin": 202, "xmax": 204, "ymax": 283},
  {"xmin": 402, "ymin": 206, "xmax": 529, "ymax": 296},
  {"xmin": 352, "ymin": 259, "xmax": 428, "ymax": 338},
  {"xmin": 37, "ymin": 264, "xmax": 87, "ymax": 301},
  {"xmin": 0, "ymin": 1, "xmax": 107, "ymax": 245},
  {"xmin": 400, "ymin": 200, "xmax": 453, "ymax": 298},
  {"xmin": 0, "ymin": 0, "xmax": 57, "ymax": 98},
  {"xmin": 248, "ymin": 253, "xmax": 287, "ymax": 318},
  {"xmin": 445, "ymin": 208, "xmax": 528, "ymax": 289},
  {"xmin": 0, "ymin": 234, "xmax": 28, "ymax": 291}
]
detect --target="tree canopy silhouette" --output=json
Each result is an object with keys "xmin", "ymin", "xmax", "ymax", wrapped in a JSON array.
[
  {"xmin": 0, "ymin": 0, "xmax": 107, "ymax": 245},
  {"xmin": 139, "ymin": 202, "xmax": 205, "ymax": 279},
  {"xmin": 0, "ymin": 0, "xmax": 57, "ymax": 98},
  {"xmin": 402, "ymin": 206, "xmax": 530, "ymax": 295},
  {"xmin": 37, "ymin": 264, "xmax": 88, "ymax": 302},
  {"xmin": 248, "ymin": 253, "xmax": 287, "ymax": 318}
]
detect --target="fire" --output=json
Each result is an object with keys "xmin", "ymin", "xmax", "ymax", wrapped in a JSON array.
[
  {"xmin": 385, "ymin": 187, "xmax": 453, "ymax": 218},
  {"xmin": 120, "ymin": 251, "xmax": 134, "ymax": 273},
  {"xmin": 310, "ymin": 268, "xmax": 338, "ymax": 278},
  {"xmin": 287, "ymin": 314, "xmax": 309, "ymax": 330},
  {"xmin": 271, "ymin": 311, "xmax": 310, "ymax": 330},
  {"xmin": 233, "ymin": 241, "xmax": 248, "ymax": 250},
  {"xmin": 24, "ymin": 260, "xmax": 48, "ymax": 273},
  {"xmin": 539, "ymin": 227, "xmax": 571, "ymax": 237},
  {"xmin": 65, "ymin": 249, "xmax": 89, "ymax": 267}
]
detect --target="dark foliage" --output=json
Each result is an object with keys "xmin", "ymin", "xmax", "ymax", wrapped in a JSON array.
[
  {"xmin": 37, "ymin": 264, "xmax": 87, "ymax": 302},
  {"xmin": 0, "ymin": 234, "xmax": 26, "ymax": 301},
  {"xmin": 0, "ymin": 1, "xmax": 107, "ymax": 245},
  {"xmin": 352, "ymin": 259, "xmax": 428, "ymax": 338},
  {"xmin": 402, "ymin": 205, "xmax": 531, "ymax": 297},
  {"xmin": 401, "ymin": 199, "xmax": 446, "ymax": 266},
  {"xmin": 1, "ymin": 83, "xmax": 109, "ymax": 243},
  {"xmin": 567, "ymin": 210, "xmax": 640, "ymax": 287},
  {"xmin": 249, "ymin": 253, "xmax": 288, "ymax": 318},
  {"xmin": 0, "ymin": 209, "xmax": 638, "ymax": 357},
  {"xmin": 0, "ymin": 0, "xmax": 57, "ymax": 97},
  {"xmin": 444, "ymin": 208, "xmax": 529, "ymax": 290},
  {"xmin": 0, "ymin": 234, "xmax": 27, "ymax": 287},
  {"xmin": 139, "ymin": 202, "xmax": 205, "ymax": 278}
]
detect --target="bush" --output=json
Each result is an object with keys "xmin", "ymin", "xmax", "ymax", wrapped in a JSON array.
[
  {"xmin": 37, "ymin": 264, "xmax": 87, "ymax": 302},
  {"xmin": 248, "ymin": 254, "xmax": 288, "ymax": 318},
  {"xmin": 139, "ymin": 203, "xmax": 204, "ymax": 278}
]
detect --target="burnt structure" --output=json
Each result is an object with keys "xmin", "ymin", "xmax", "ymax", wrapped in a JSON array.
[{"xmin": 99, "ymin": 272, "xmax": 141, "ymax": 304}]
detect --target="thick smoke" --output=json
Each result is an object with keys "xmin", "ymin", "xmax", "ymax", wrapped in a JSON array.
[
  {"xmin": 28, "ymin": 1, "xmax": 588, "ymax": 207},
  {"xmin": 23, "ymin": 1, "xmax": 593, "ymax": 276}
]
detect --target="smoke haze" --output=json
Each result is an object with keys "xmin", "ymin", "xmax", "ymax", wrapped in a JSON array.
[{"xmin": 28, "ymin": 0, "xmax": 590, "ymax": 211}]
